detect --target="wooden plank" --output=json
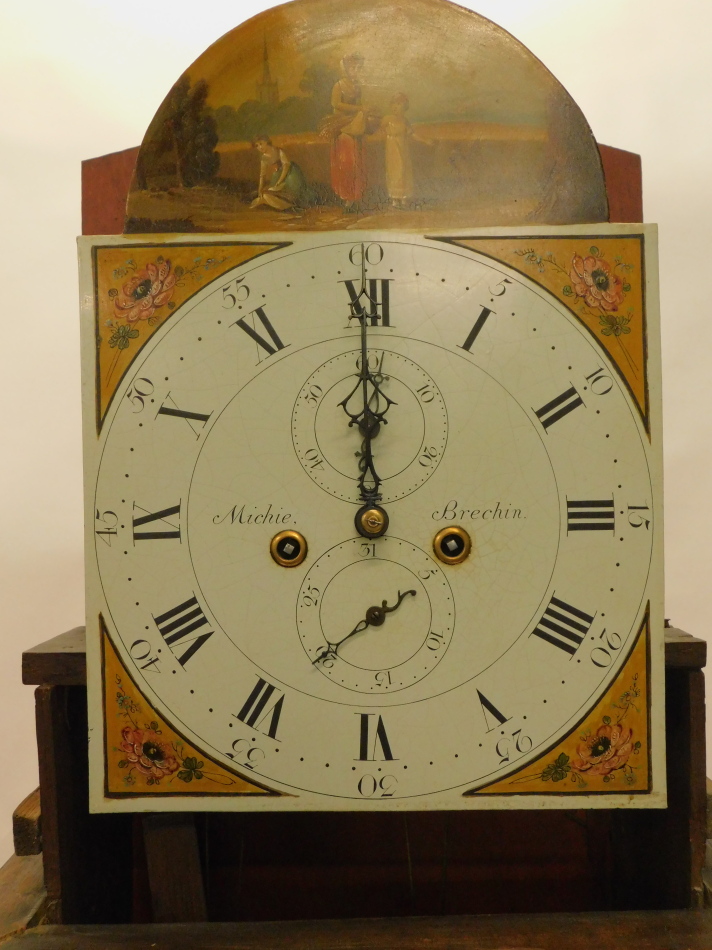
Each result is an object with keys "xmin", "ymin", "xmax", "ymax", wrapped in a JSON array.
[
  {"xmin": 24, "ymin": 625, "xmax": 701, "ymax": 689},
  {"xmin": 13, "ymin": 789, "xmax": 41, "ymax": 856},
  {"xmin": 688, "ymin": 669, "xmax": 708, "ymax": 906},
  {"xmin": 22, "ymin": 629, "xmax": 86, "ymax": 686},
  {"xmin": 34, "ymin": 685, "xmax": 134, "ymax": 925},
  {"xmin": 35, "ymin": 686, "xmax": 72, "ymax": 923},
  {"xmin": 5, "ymin": 911, "xmax": 712, "ymax": 949},
  {"xmin": 142, "ymin": 815, "xmax": 207, "ymax": 923},
  {"xmin": 81, "ymin": 148, "xmax": 139, "ymax": 236},
  {"xmin": 0, "ymin": 854, "xmax": 46, "ymax": 941},
  {"xmin": 599, "ymin": 144, "xmax": 643, "ymax": 223},
  {"xmin": 665, "ymin": 626, "xmax": 707, "ymax": 670}
]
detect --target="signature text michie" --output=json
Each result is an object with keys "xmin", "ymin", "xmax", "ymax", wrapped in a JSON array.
[
  {"xmin": 431, "ymin": 501, "xmax": 524, "ymax": 522},
  {"xmin": 214, "ymin": 503, "xmax": 293, "ymax": 526}
]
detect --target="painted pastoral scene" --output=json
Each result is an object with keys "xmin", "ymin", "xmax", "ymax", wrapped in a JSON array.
[{"xmin": 125, "ymin": 0, "xmax": 608, "ymax": 234}]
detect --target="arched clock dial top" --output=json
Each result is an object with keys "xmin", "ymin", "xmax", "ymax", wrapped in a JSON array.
[{"xmin": 84, "ymin": 229, "xmax": 662, "ymax": 808}]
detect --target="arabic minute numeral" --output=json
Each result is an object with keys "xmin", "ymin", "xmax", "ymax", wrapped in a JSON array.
[
  {"xmin": 426, "ymin": 630, "xmax": 444, "ymax": 651},
  {"xmin": 419, "ymin": 445, "xmax": 439, "ymax": 468},
  {"xmin": 313, "ymin": 645, "xmax": 335, "ymax": 668},
  {"xmin": 496, "ymin": 729, "xmax": 532, "ymax": 765},
  {"xmin": 95, "ymin": 509, "xmax": 119, "ymax": 545},
  {"xmin": 585, "ymin": 367, "xmax": 614, "ymax": 396},
  {"xmin": 374, "ymin": 670, "xmax": 392, "ymax": 686},
  {"xmin": 415, "ymin": 383, "xmax": 435, "ymax": 403},
  {"xmin": 348, "ymin": 243, "xmax": 384, "ymax": 267},
  {"xmin": 489, "ymin": 277, "xmax": 512, "ymax": 296},
  {"xmin": 129, "ymin": 639, "xmax": 161, "ymax": 673},
  {"xmin": 303, "ymin": 448, "xmax": 325, "ymax": 470},
  {"xmin": 303, "ymin": 384, "xmax": 323, "ymax": 408},
  {"xmin": 301, "ymin": 585, "xmax": 320, "ymax": 608},
  {"xmin": 358, "ymin": 773, "xmax": 398, "ymax": 798},
  {"xmin": 590, "ymin": 628, "xmax": 622, "ymax": 668},
  {"xmin": 628, "ymin": 504, "xmax": 651, "ymax": 529},
  {"xmin": 221, "ymin": 277, "xmax": 250, "ymax": 308},
  {"xmin": 228, "ymin": 737, "xmax": 265, "ymax": 771},
  {"xmin": 125, "ymin": 377, "xmax": 154, "ymax": 413}
]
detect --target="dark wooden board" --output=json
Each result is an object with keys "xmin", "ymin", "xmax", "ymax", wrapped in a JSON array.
[
  {"xmin": 142, "ymin": 815, "xmax": 207, "ymax": 923},
  {"xmin": 13, "ymin": 789, "xmax": 42, "ymax": 857},
  {"xmin": 22, "ymin": 629, "xmax": 86, "ymax": 687},
  {"xmin": 665, "ymin": 626, "xmax": 707, "ymax": 670},
  {"xmin": 6, "ymin": 911, "xmax": 712, "ymax": 949}
]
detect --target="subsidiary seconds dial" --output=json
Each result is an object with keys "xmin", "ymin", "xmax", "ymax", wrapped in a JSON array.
[{"xmin": 292, "ymin": 349, "xmax": 448, "ymax": 503}]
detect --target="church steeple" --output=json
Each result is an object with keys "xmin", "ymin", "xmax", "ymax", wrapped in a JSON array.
[{"xmin": 257, "ymin": 36, "xmax": 279, "ymax": 106}]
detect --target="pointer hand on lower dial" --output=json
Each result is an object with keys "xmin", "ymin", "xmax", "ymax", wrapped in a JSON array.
[{"xmin": 313, "ymin": 589, "xmax": 417, "ymax": 665}]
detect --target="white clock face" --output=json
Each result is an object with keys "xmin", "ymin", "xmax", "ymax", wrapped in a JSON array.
[{"xmin": 88, "ymin": 233, "xmax": 658, "ymax": 807}]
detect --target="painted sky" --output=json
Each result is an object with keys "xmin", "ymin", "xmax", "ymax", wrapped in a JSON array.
[{"xmin": 186, "ymin": 0, "xmax": 554, "ymax": 125}]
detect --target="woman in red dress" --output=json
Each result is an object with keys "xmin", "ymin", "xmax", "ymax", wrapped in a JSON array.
[{"xmin": 320, "ymin": 53, "xmax": 374, "ymax": 208}]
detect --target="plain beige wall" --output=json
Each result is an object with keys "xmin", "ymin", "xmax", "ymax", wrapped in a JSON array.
[{"xmin": 1, "ymin": 0, "xmax": 709, "ymax": 862}]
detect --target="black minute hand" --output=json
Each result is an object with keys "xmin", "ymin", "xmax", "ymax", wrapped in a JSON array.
[{"xmin": 338, "ymin": 244, "xmax": 395, "ymax": 505}]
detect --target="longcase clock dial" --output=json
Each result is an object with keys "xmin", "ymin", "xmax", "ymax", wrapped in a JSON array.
[{"xmin": 82, "ymin": 228, "xmax": 664, "ymax": 811}]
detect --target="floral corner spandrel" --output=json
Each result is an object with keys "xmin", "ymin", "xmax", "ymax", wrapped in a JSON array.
[
  {"xmin": 468, "ymin": 610, "xmax": 650, "ymax": 796},
  {"xmin": 102, "ymin": 622, "xmax": 273, "ymax": 796},
  {"xmin": 93, "ymin": 242, "xmax": 289, "ymax": 430},
  {"xmin": 445, "ymin": 235, "xmax": 649, "ymax": 431}
]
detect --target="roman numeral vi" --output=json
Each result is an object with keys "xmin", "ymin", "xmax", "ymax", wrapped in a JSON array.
[{"xmin": 357, "ymin": 713, "xmax": 395, "ymax": 760}]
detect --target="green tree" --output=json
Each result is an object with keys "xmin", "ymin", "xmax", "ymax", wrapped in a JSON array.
[{"xmin": 150, "ymin": 76, "xmax": 219, "ymax": 187}]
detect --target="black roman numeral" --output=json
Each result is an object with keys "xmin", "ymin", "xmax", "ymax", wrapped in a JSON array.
[
  {"xmin": 459, "ymin": 306, "xmax": 495, "ymax": 352},
  {"xmin": 158, "ymin": 395, "xmax": 212, "ymax": 437},
  {"xmin": 153, "ymin": 595, "xmax": 213, "ymax": 667},
  {"xmin": 531, "ymin": 596, "xmax": 595, "ymax": 657},
  {"xmin": 567, "ymin": 498, "xmax": 615, "ymax": 533},
  {"xmin": 534, "ymin": 386, "xmax": 584, "ymax": 430},
  {"xmin": 234, "ymin": 677, "xmax": 284, "ymax": 739},
  {"xmin": 341, "ymin": 279, "xmax": 392, "ymax": 326},
  {"xmin": 476, "ymin": 690, "xmax": 511, "ymax": 733},
  {"xmin": 132, "ymin": 503, "xmax": 181, "ymax": 541},
  {"xmin": 233, "ymin": 306, "xmax": 288, "ymax": 359},
  {"xmin": 357, "ymin": 713, "xmax": 395, "ymax": 760}
]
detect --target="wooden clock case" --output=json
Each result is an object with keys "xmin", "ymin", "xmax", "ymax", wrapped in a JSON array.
[{"xmin": 11, "ymin": 146, "xmax": 704, "ymax": 933}]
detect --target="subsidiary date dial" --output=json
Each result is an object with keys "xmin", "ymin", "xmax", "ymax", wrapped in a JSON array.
[{"xmin": 298, "ymin": 536, "xmax": 455, "ymax": 692}]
